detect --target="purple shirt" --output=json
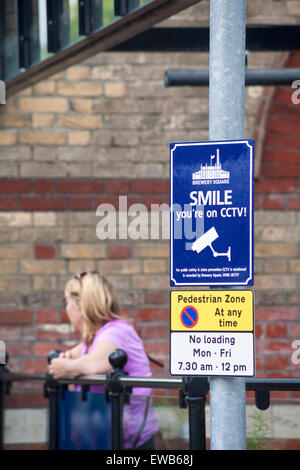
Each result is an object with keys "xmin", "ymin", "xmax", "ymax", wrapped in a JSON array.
[{"xmin": 81, "ymin": 319, "xmax": 159, "ymax": 448}]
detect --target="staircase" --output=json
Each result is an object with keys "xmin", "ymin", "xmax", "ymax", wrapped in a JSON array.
[{"xmin": 0, "ymin": 0, "xmax": 201, "ymax": 97}]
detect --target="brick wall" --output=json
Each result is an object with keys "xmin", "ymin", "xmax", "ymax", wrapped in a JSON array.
[
  {"xmin": 253, "ymin": 50, "xmax": 300, "ymax": 388},
  {"xmin": 0, "ymin": 0, "xmax": 300, "ymax": 448}
]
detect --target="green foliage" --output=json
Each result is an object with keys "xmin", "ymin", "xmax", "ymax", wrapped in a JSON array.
[{"xmin": 247, "ymin": 411, "xmax": 270, "ymax": 450}]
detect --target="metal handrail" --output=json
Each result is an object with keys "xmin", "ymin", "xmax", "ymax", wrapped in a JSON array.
[
  {"xmin": 246, "ymin": 378, "xmax": 300, "ymax": 391},
  {"xmin": 1, "ymin": 371, "xmax": 300, "ymax": 391},
  {"xmin": 1, "ymin": 371, "xmax": 299, "ymax": 451}
]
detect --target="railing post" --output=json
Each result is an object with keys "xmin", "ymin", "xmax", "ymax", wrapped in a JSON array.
[
  {"xmin": 180, "ymin": 376, "xmax": 209, "ymax": 450},
  {"xmin": 0, "ymin": 353, "xmax": 11, "ymax": 451},
  {"xmin": 0, "ymin": 367, "xmax": 6, "ymax": 451},
  {"xmin": 106, "ymin": 349, "xmax": 129, "ymax": 450},
  {"xmin": 45, "ymin": 350, "xmax": 61, "ymax": 451}
]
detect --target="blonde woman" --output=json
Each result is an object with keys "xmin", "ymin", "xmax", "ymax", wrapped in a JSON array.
[{"xmin": 48, "ymin": 271, "xmax": 160, "ymax": 450}]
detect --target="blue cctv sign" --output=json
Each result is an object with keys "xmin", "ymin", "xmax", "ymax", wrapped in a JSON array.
[{"xmin": 170, "ymin": 140, "xmax": 254, "ymax": 287}]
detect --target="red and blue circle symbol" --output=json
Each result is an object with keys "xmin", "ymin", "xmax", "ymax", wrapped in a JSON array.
[{"xmin": 180, "ymin": 306, "xmax": 199, "ymax": 329}]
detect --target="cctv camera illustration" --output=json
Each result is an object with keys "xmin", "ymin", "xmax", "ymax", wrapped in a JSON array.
[{"xmin": 191, "ymin": 226, "xmax": 231, "ymax": 262}]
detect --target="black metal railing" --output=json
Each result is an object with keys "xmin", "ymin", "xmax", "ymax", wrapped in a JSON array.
[
  {"xmin": 0, "ymin": 0, "xmax": 148, "ymax": 81},
  {"xmin": 0, "ymin": 351, "xmax": 300, "ymax": 451}
]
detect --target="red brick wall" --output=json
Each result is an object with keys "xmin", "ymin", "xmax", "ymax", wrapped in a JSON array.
[
  {"xmin": 1, "ymin": 172, "xmax": 300, "ymax": 387},
  {"xmin": 1, "ymin": 85, "xmax": 300, "ymax": 396},
  {"xmin": 253, "ymin": 51, "xmax": 300, "ymax": 392},
  {"xmin": 0, "ymin": 3, "xmax": 300, "ymax": 446}
]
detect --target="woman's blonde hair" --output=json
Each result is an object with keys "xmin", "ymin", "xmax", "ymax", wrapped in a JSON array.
[{"xmin": 65, "ymin": 271, "xmax": 127, "ymax": 345}]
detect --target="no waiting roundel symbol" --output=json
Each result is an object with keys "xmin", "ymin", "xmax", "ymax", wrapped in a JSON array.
[{"xmin": 180, "ymin": 305, "xmax": 198, "ymax": 329}]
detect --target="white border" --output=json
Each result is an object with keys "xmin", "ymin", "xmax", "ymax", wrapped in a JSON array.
[{"xmin": 170, "ymin": 140, "xmax": 253, "ymax": 286}]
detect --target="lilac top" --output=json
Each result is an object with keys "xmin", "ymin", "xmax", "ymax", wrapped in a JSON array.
[{"xmin": 80, "ymin": 319, "xmax": 159, "ymax": 448}]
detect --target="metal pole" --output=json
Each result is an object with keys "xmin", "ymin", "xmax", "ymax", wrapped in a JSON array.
[
  {"xmin": 46, "ymin": 350, "xmax": 61, "ymax": 450},
  {"xmin": 182, "ymin": 377, "xmax": 208, "ymax": 450},
  {"xmin": 44, "ymin": 371, "xmax": 60, "ymax": 450},
  {"xmin": 48, "ymin": 382, "xmax": 60, "ymax": 450},
  {"xmin": 165, "ymin": 68, "xmax": 300, "ymax": 87},
  {"xmin": 0, "ymin": 376, "xmax": 4, "ymax": 450},
  {"xmin": 209, "ymin": 0, "xmax": 247, "ymax": 450},
  {"xmin": 110, "ymin": 391, "xmax": 123, "ymax": 450},
  {"xmin": 186, "ymin": 396, "xmax": 206, "ymax": 450},
  {"xmin": 107, "ymin": 349, "xmax": 129, "ymax": 450}
]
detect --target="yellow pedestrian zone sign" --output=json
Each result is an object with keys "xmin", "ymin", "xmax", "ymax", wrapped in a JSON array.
[
  {"xmin": 170, "ymin": 290, "xmax": 255, "ymax": 377},
  {"xmin": 171, "ymin": 290, "xmax": 254, "ymax": 332}
]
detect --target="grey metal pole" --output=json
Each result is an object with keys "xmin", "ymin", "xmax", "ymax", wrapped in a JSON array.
[
  {"xmin": 165, "ymin": 68, "xmax": 300, "ymax": 87},
  {"xmin": 209, "ymin": 0, "xmax": 247, "ymax": 450}
]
